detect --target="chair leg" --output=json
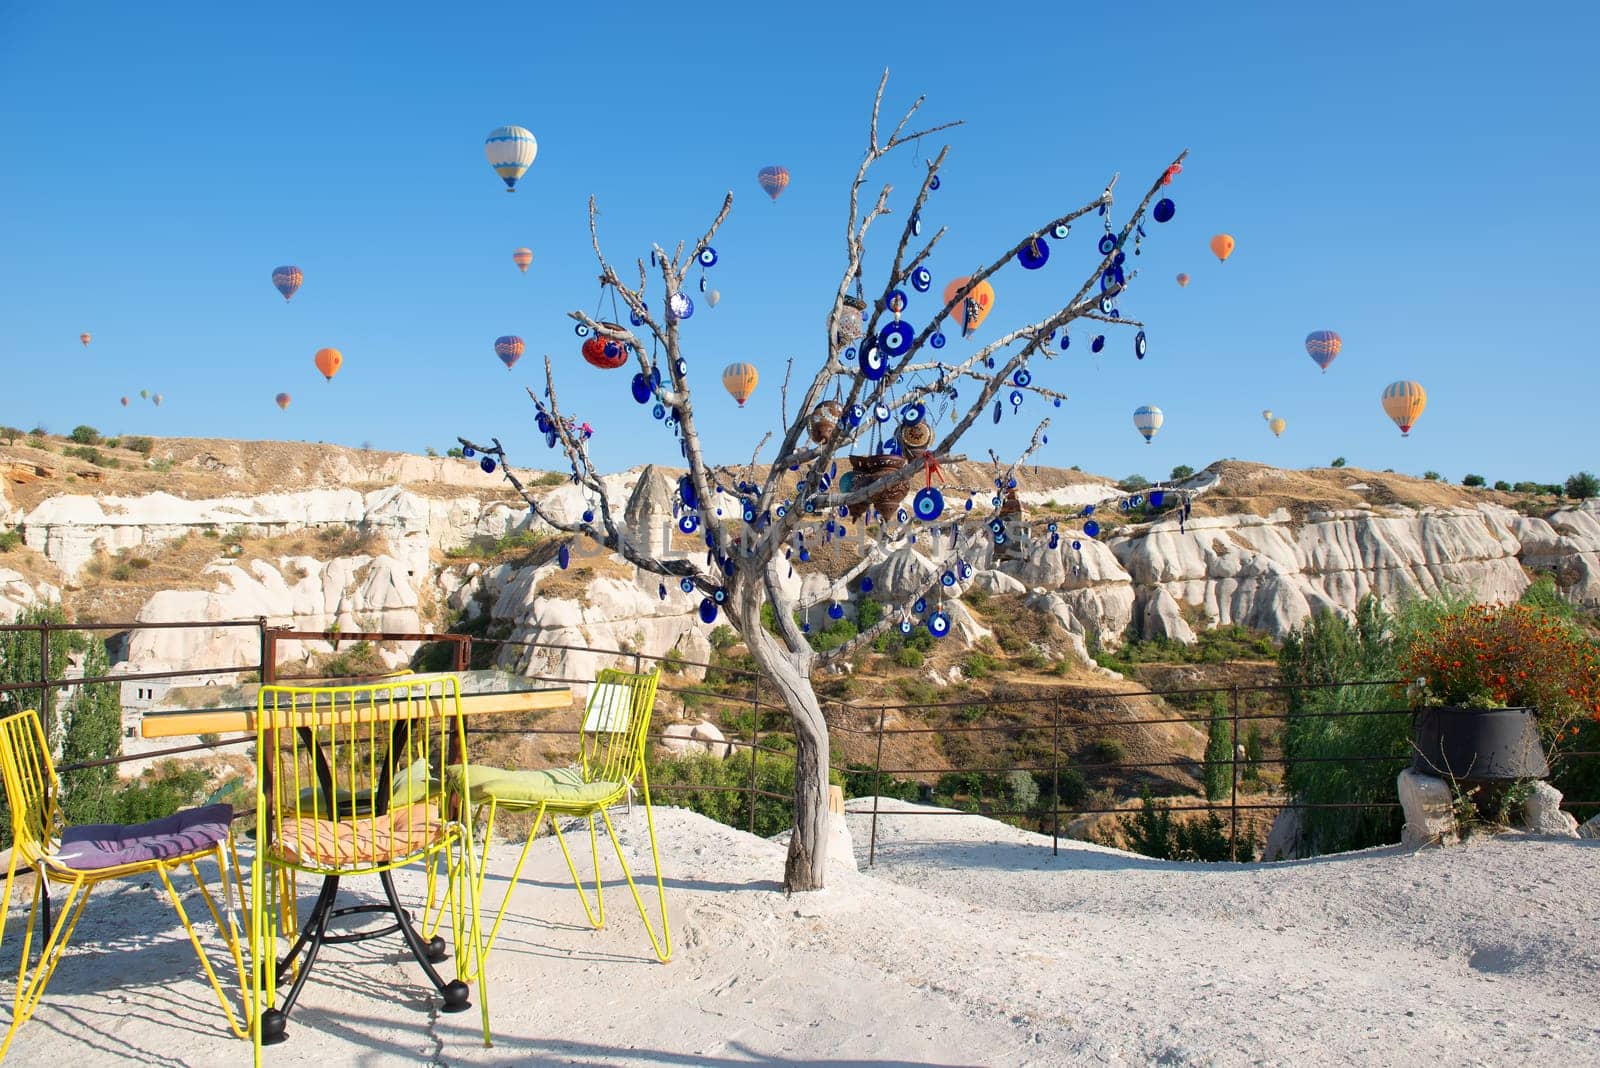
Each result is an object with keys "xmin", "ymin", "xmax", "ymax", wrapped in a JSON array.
[
  {"xmin": 452, "ymin": 829, "xmax": 492, "ymax": 1049},
  {"xmin": 1, "ymin": 876, "xmax": 93, "ymax": 1061},
  {"xmin": 156, "ymin": 857, "xmax": 249, "ymax": 1039},
  {"xmin": 549, "ymin": 814, "xmax": 607, "ymax": 931},
  {"xmin": 599, "ymin": 803, "xmax": 673, "ymax": 963},
  {"xmin": 473, "ymin": 801, "xmax": 551, "ymax": 961}
]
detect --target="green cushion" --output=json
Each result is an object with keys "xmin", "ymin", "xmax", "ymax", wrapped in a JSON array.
[
  {"xmin": 297, "ymin": 757, "xmax": 434, "ymax": 817},
  {"xmin": 445, "ymin": 763, "xmax": 623, "ymax": 808}
]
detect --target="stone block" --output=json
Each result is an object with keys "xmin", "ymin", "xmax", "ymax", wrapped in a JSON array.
[
  {"xmin": 1398, "ymin": 768, "xmax": 1459, "ymax": 848},
  {"xmin": 1522, "ymin": 780, "xmax": 1579, "ymax": 837}
]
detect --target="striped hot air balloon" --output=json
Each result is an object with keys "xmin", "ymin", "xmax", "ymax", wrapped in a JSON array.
[
  {"xmin": 1133, "ymin": 405, "xmax": 1164, "ymax": 444},
  {"xmin": 1381, "ymin": 380, "xmax": 1427, "ymax": 437},
  {"xmin": 1176, "ymin": 273, "xmax": 1190, "ymax": 288},
  {"xmin": 275, "ymin": 392, "xmax": 291, "ymax": 410},
  {"xmin": 512, "ymin": 248, "xmax": 533, "ymax": 273},
  {"xmin": 722, "ymin": 362, "xmax": 759, "ymax": 407},
  {"xmin": 485, "ymin": 125, "xmax": 538, "ymax": 191},
  {"xmin": 494, "ymin": 335, "xmax": 524, "ymax": 370},
  {"xmin": 1305, "ymin": 330, "xmax": 1341, "ymax": 372},
  {"xmin": 272, "ymin": 265, "xmax": 303, "ymax": 302},
  {"xmin": 756, "ymin": 166, "xmax": 790, "ymax": 202}
]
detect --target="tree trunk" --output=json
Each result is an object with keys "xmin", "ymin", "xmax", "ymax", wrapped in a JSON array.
[{"xmin": 734, "ymin": 582, "xmax": 830, "ymax": 892}]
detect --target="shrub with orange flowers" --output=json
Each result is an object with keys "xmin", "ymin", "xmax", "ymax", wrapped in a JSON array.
[{"xmin": 1398, "ymin": 603, "xmax": 1600, "ymax": 740}]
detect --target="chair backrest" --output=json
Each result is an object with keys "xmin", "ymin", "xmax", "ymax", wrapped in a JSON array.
[
  {"xmin": 0, "ymin": 709, "xmax": 59, "ymax": 867},
  {"xmin": 578, "ymin": 669, "xmax": 660, "ymax": 786},
  {"xmin": 255, "ymin": 675, "xmax": 468, "ymax": 874}
]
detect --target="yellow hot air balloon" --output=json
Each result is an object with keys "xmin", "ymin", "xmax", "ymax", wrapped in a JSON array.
[
  {"xmin": 314, "ymin": 347, "xmax": 343, "ymax": 381},
  {"xmin": 512, "ymin": 248, "xmax": 533, "ymax": 273},
  {"xmin": 943, "ymin": 276, "xmax": 995, "ymax": 336},
  {"xmin": 1269, "ymin": 417, "xmax": 1286, "ymax": 438},
  {"xmin": 1381, "ymin": 380, "xmax": 1427, "ymax": 437},
  {"xmin": 1262, "ymin": 409, "xmax": 1273, "ymax": 422},
  {"xmin": 79, "ymin": 332, "xmax": 91, "ymax": 346},
  {"xmin": 721, "ymin": 362, "xmax": 759, "ymax": 407},
  {"xmin": 1210, "ymin": 234, "xmax": 1235, "ymax": 262}
]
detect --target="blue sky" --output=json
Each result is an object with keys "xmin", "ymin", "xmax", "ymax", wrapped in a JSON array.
[{"xmin": 2, "ymin": 2, "xmax": 1596, "ymax": 485}]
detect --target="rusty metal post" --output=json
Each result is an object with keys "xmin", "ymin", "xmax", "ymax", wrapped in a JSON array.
[
  {"xmin": 1051, "ymin": 696, "xmax": 1062, "ymax": 856},
  {"xmin": 1230, "ymin": 685, "xmax": 1241, "ymax": 860},
  {"xmin": 259, "ymin": 620, "xmax": 279, "ymax": 839},
  {"xmin": 747, "ymin": 679, "xmax": 760, "ymax": 835},
  {"xmin": 452, "ymin": 634, "xmax": 470, "ymax": 672},
  {"xmin": 868, "ymin": 706, "xmax": 887, "ymax": 867},
  {"xmin": 38, "ymin": 618, "xmax": 52, "ymax": 735}
]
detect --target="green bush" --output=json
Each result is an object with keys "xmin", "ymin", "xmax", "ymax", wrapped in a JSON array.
[
  {"xmin": 1565, "ymin": 472, "xmax": 1599, "ymax": 500},
  {"xmin": 532, "ymin": 471, "xmax": 566, "ymax": 487},
  {"xmin": 1462, "ymin": 474, "xmax": 1486, "ymax": 488},
  {"xmin": 1203, "ymin": 693, "xmax": 1232, "ymax": 801},
  {"xmin": 647, "ymin": 748, "xmax": 841, "ymax": 838},
  {"xmin": 122, "ymin": 436, "xmax": 155, "ymax": 455},
  {"xmin": 1118, "ymin": 474, "xmax": 1151, "ymax": 492},
  {"xmin": 1330, "ymin": 457, "xmax": 1347, "ymax": 468},
  {"xmin": 0, "ymin": 530, "xmax": 21, "ymax": 552},
  {"xmin": 69, "ymin": 425, "xmax": 102, "ymax": 445},
  {"xmin": 0, "ymin": 426, "xmax": 21, "ymax": 445},
  {"xmin": 1494, "ymin": 480, "xmax": 1512, "ymax": 492},
  {"xmin": 63, "ymin": 445, "xmax": 105, "ymax": 466},
  {"xmin": 1106, "ymin": 788, "xmax": 1254, "ymax": 862},
  {"xmin": 1422, "ymin": 471, "xmax": 1442, "ymax": 482},
  {"xmin": 1088, "ymin": 737, "xmax": 1126, "ymax": 765},
  {"xmin": 961, "ymin": 652, "xmax": 998, "ymax": 679},
  {"xmin": 1169, "ymin": 465, "xmax": 1195, "ymax": 481},
  {"xmin": 893, "ymin": 646, "xmax": 924, "ymax": 668},
  {"xmin": 661, "ymin": 648, "xmax": 687, "ymax": 674},
  {"xmin": 709, "ymin": 624, "xmax": 739, "ymax": 651}
]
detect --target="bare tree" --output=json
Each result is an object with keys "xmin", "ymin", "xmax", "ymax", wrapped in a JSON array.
[{"xmin": 465, "ymin": 73, "xmax": 1186, "ymax": 892}]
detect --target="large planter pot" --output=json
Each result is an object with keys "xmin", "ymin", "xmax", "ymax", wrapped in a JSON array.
[{"xmin": 1412, "ymin": 706, "xmax": 1549, "ymax": 783}]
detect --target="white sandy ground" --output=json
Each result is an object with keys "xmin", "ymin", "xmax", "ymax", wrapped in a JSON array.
[{"xmin": 4, "ymin": 798, "xmax": 1599, "ymax": 1067}]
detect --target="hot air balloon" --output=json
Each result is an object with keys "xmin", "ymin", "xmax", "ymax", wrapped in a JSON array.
[
  {"xmin": 706, "ymin": 289, "xmax": 721, "ymax": 308},
  {"xmin": 722, "ymin": 362, "xmax": 759, "ymax": 407},
  {"xmin": 485, "ymin": 125, "xmax": 538, "ymax": 191},
  {"xmin": 1269, "ymin": 417, "xmax": 1286, "ymax": 438},
  {"xmin": 494, "ymin": 335, "xmax": 524, "ymax": 370},
  {"xmin": 139, "ymin": 390, "xmax": 148, "ymax": 400},
  {"xmin": 1381, "ymin": 380, "xmax": 1427, "ymax": 437},
  {"xmin": 1262, "ymin": 409, "xmax": 1273, "ymax": 422},
  {"xmin": 1210, "ymin": 234, "xmax": 1235, "ymax": 262},
  {"xmin": 512, "ymin": 248, "xmax": 533, "ymax": 273},
  {"xmin": 120, "ymin": 396, "xmax": 128, "ymax": 407},
  {"xmin": 1176, "ymin": 273, "xmax": 1190, "ymax": 288},
  {"xmin": 79, "ymin": 332, "xmax": 91, "ymax": 347},
  {"xmin": 275, "ymin": 392, "xmax": 291, "ymax": 411},
  {"xmin": 1305, "ymin": 330, "xmax": 1341, "ymax": 372},
  {"xmin": 272, "ymin": 266, "xmax": 303, "ymax": 302},
  {"xmin": 943, "ymin": 276, "xmax": 995, "ymax": 336},
  {"xmin": 314, "ymin": 347, "xmax": 343, "ymax": 381},
  {"xmin": 756, "ymin": 166, "xmax": 790, "ymax": 202},
  {"xmin": 152, "ymin": 393, "xmax": 163, "ymax": 407},
  {"xmin": 1133, "ymin": 405, "xmax": 1164, "ymax": 444}
]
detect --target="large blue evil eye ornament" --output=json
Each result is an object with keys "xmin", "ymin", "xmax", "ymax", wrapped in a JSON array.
[
  {"xmin": 874, "ymin": 402, "xmax": 892, "ymax": 424},
  {"xmin": 1051, "ymin": 222, "xmax": 1071, "ymax": 239},
  {"xmin": 479, "ymin": 457, "xmax": 496, "ymax": 474},
  {"xmin": 899, "ymin": 620, "xmax": 914, "ymax": 635},
  {"xmin": 630, "ymin": 305, "xmax": 646, "ymax": 327},
  {"xmin": 652, "ymin": 403, "xmax": 666, "ymax": 420},
  {"xmin": 697, "ymin": 246, "xmax": 719, "ymax": 266},
  {"xmin": 929, "ymin": 332, "xmax": 946, "ymax": 349},
  {"xmin": 1013, "ymin": 369, "xmax": 1032, "ymax": 387},
  {"xmin": 910, "ymin": 212, "xmax": 923, "ymax": 235},
  {"xmin": 575, "ymin": 323, "xmax": 591, "ymax": 337},
  {"xmin": 463, "ymin": 445, "xmax": 477, "ymax": 458},
  {"xmin": 992, "ymin": 400, "xmax": 1003, "ymax": 424},
  {"xmin": 680, "ymin": 577, "xmax": 695, "ymax": 593},
  {"xmin": 1091, "ymin": 335, "xmax": 1105, "ymax": 353},
  {"xmin": 901, "ymin": 402, "xmax": 925, "ymax": 423},
  {"xmin": 911, "ymin": 266, "xmax": 933, "ymax": 292},
  {"xmin": 678, "ymin": 476, "xmax": 697, "ymax": 508},
  {"xmin": 1152, "ymin": 198, "xmax": 1175, "ymax": 223},
  {"xmin": 713, "ymin": 587, "xmax": 728, "ymax": 604},
  {"xmin": 1084, "ymin": 520, "xmax": 1101, "ymax": 538},
  {"xmin": 1098, "ymin": 234, "xmax": 1117, "ymax": 256},
  {"xmin": 885, "ymin": 289, "xmax": 908, "ymax": 314},
  {"xmin": 668, "ymin": 292, "xmax": 694, "ymax": 320},
  {"xmin": 941, "ymin": 570, "xmax": 956, "ymax": 588},
  {"xmin": 913, "ymin": 486, "xmax": 944, "ymax": 521},
  {"xmin": 698, "ymin": 598, "xmax": 718, "ymax": 624},
  {"xmin": 959, "ymin": 561, "xmax": 973, "ymax": 580},
  {"xmin": 1149, "ymin": 490, "xmax": 1165, "ymax": 507},
  {"xmin": 1017, "ymin": 236, "xmax": 1049, "ymax": 270},
  {"xmin": 913, "ymin": 597, "xmax": 927, "ymax": 614},
  {"xmin": 558, "ymin": 544, "xmax": 570, "ymax": 569},
  {"xmin": 878, "ymin": 320, "xmax": 914, "ymax": 356},
  {"xmin": 1009, "ymin": 389, "xmax": 1024, "ymax": 409},
  {"xmin": 928, "ymin": 611, "xmax": 951, "ymax": 639},
  {"xmin": 828, "ymin": 603, "xmax": 844, "ymax": 620},
  {"xmin": 860, "ymin": 345, "xmax": 888, "ymax": 380},
  {"xmin": 1135, "ymin": 331, "xmax": 1148, "ymax": 360}
]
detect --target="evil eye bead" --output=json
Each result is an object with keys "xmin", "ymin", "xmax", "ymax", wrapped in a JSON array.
[
  {"xmin": 652, "ymin": 403, "xmax": 666, "ymax": 420},
  {"xmin": 828, "ymin": 603, "xmax": 844, "ymax": 620},
  {"xmin": 928, "ymin": 175, "xmax": 941, "ymax": 190},
  {"xmin": 874, "ymin": 402, "xmax": 892, "ymax": 423},
  {"xmin": 913, "ymin": 486, "xmax": 944, "ymax": 520},
  {"xmin": 675, "ymin": 357, "xmax": 689, "ymax": 376},
  {"xmin": 1152, "ymin": 198, "xmax": 1175, "ymax": 223},
  {"xmin": 697, "ymin": 246, "xmax": 719, "ymax": 266},
  {"xmin": 896, "ymin": 508, "xmax": 909, "ymax": 523},
  {"xmin": 1098, "ymin": 234, "xmax": 1117, "ymax": 255},
  {"xmin": 678, "ymin": 476, "xmax": 697, "ymax": 508},
  {"xmin": 1099, "ymin": 296, "xmax": 1116, "ymax": 315},
  {"xmin": 913, "ymin": 597, "xmax": 927, "ymax": 614},
  {"xmin": 878, "ymin": 320, "xmax": 914, "ymax": 356},
  {"xmin": 941, "ymin": 570, "xmax": 956, "ymax": 587},
  {"xmin": 1135, "ymin": 331, "xmax": 1147, "ymax": 360},
  {"xmin": 861, "ymin": 577, "xmax": 874, "ymax": 592},
  {"xmin": 713, "ymin": 587, "xmax": 728, "ymax": 604},
  {"xmin": 698, "ymin": 598, "xmax": 718, "ymax": 624},
  {"xmin": 910, "ymin": 212, "xmax": 923, "ymax": 235},
  {"xmin": 959, "ymin": 561, "xmax": 973, "ymax": 579},
  {"xmin": 1071, "ymin": 539, "xmax": 1082, "ymax": 550},
  {"xmin": 989, "ymin": 518, "xmax": 1005, "ymax": 534},
  {"xmin": 1009, "ymin": 389, "xmax": 1024, "ymax": 407},
  {"xmin": 668, "ymin": 292, "xmax": 694, "ymax": 320},
  {"xmin": 885, "ymin": 289, "xmax": 908, "ymax": 314},
  {"xmin": 1051, "ymin": 222, "xmax": 1071, "ymax": 239},
  {"xmin": 929, "ymin": 332, "xmax": 946, "ymax": 349},
  {"xmin": 1149, "ymin": 490, "xmax": 1166, "ymax": 507},
  {"xmin": 1091, "ymin": 335, "xmax": 1105, "ymax": 353},
  {"xmin": 1084, "ymin": 520, "xmax": 1101, "ymax": 538},
  {"xmin": 1013, "ymin": 369, "xmax": 1032, "ymax": 387},
  {"xmin": 558, "ymin": 544, "xmax": 569, "ymax": 569},
  {"xmin": 899, "ymin": 620, "xmax": 914, "ymax": 635},
  {"xmin": 465, "ymin": 442, "xmax": 480, "ymax": 455},
  {"xmin": 480, "ymin": 457, "xmax": 496, "ymax": 473},
  {"xmin": 993, "ymin": 530, "xmax": 1008, "ymax": 545},
  {"xmin": 630, "ymin": 308, "xmax": 645, "ymax": 326},
  {"xmin": 1017, "ymin": 236, "xmax": 1049, "ymax": 270},
  {"xmin": 582, "ymin": 508, "xmax": 594, "ymax": 523},
  {"xmin": 901, "ymin": 402, "xmax": 926, "ymax": 423},
  {"xmin": 1047, "ymin": 521, "xmax": 1058, "ymax": 533},
  {"xmin": 928, "ymin": 611, "xmax": 951, "ymax": 639},
  {"xmin": 860, "ymin": 345, "xmax": 888, "ymax": 380},
  {"xmin": 679, "ymin": 515, "xmax": 699, "ymax": 534},
  {"xmin": 575, "ymin": 323, "xmax": 591, "ymax": 337},
  {"xmin": 911, "ymin": 266, "xmax": 933, "ymax": 292},
  {"xmin": 847, "ymin": 403, "xmax": 866, "ymax": 426}
]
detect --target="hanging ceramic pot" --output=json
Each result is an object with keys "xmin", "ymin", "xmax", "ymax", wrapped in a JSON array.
[
  {"xmin": 808, "ymin": 400, "xmax": 844, "ymax": 443},
  {"xmin": 895, "ymin": 418, "xmax": 935, "ymax": 459}
]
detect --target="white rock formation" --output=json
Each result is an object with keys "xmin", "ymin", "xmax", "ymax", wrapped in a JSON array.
[{"xmin": 0, "ymin": 567, "xmax": 60, "ymax": 622}]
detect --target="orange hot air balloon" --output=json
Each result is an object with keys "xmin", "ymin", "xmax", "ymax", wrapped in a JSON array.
[
  {"xmin": 79, "ymin": 332, "xmax": 91, "ymax": 346},
  {"xmin": 943, "ymin": 276, "xmax": 995, "ymax": 336},
  {"xmin": 512, "ymin": 247, "xmax": 533, "ymax": 273},
  {"xmin": 1210, "ymin": 234, "xmax": 1235, "ymax": 262},
  {"xmin": 275, "ymin": 392, "xmax": 291, "ymax": 410},
  {"xmin": 314, "ymin": 347, "xmax": 343, "ymax": 381},
  {"xmin": 721, "ymin": 362, "xmax": 759, "ymax": 406},
  {"xmin": 1176, "ymin": 273, "xmax": 1190, "ymax": 288}
]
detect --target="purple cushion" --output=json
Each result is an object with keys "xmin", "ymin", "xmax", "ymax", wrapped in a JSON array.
[{"xmin": 54, "ymin": 803, "xmax": 234, "ymax": 871}]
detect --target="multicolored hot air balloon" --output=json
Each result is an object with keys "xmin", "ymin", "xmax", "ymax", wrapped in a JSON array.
[
  {"xmin": 314, "ymin": 347, "xmax": 343, "ymax": 381},
  {"xmin": 512, "ymin": 248, "xmax": 533, "ymax": 273},
  {"xmin": 943, "ymin": 276, "xmax": 995, "ymax": 336},
  {"xmin": 272, "ymin": 266, "xmax": 303, "ymax": 302},
  {"xmin": 1381, "ymin": 380, "xmax": 1427, "ymax": 437},
  {"xmin": 1210, "ymin": 234, "xmax": 1235, "ymax": 262},
  {"xmin": 1269, "ymin": 416, "xmax": 1287, "ymax": 438},
  {"xmin": 756, "ymin": 166, "xmax": 790, "ymax": 202},
  {"xmin": 1262, "ymin": 409, "xmax": 1273, "ymax": 422},
  {"xmin": 722, "ymin": 362, "xmax": 759, "ymax": 407},
  {"xmin": 79, "ymin": 332, "xmax": 91, "ymax": 346},
  {"xmin": 1133, "ymin": 404, "xmax": 1164, "ymax": 444},
  {"xmin": 139, "ymin": 389, "xmax": 148, "ymax": 400},
  {"xmin": 120, "ymin": 396, "xmax": 128, "ymax": 407},
  {"xmin": 494, "ymin": 335, "xmax": 524, "ymax": 370},
  {"xmin": 275, "ymin": 392, "xmax": 291, "ymax": 411},
  {"xmin": 1176, "ymin": 273, "xmax": 1190, "ymax": 288},
  {"xmin": 152, "ymin": 393, "xmax": 163, "ymax": 407},
  {"xmin": 485, "ymin": 125, "xmax": 538, "ymax": 191},
  {"xmin": 1305, "ymin": 330, "xmax": 1341, "ymax": 372}
]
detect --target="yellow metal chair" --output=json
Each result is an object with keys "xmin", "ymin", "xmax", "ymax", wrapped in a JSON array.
[
  {"xmin": 446, "ymin": 668, "xmax": 671, "ymax": 964},
  {"xmin": 0, "ymin": 708, "xmax": 251, "ymax": 1061},
  {"xmin": 250, "ymin": 675, "xmax": 489, "ymax": 1062}
]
